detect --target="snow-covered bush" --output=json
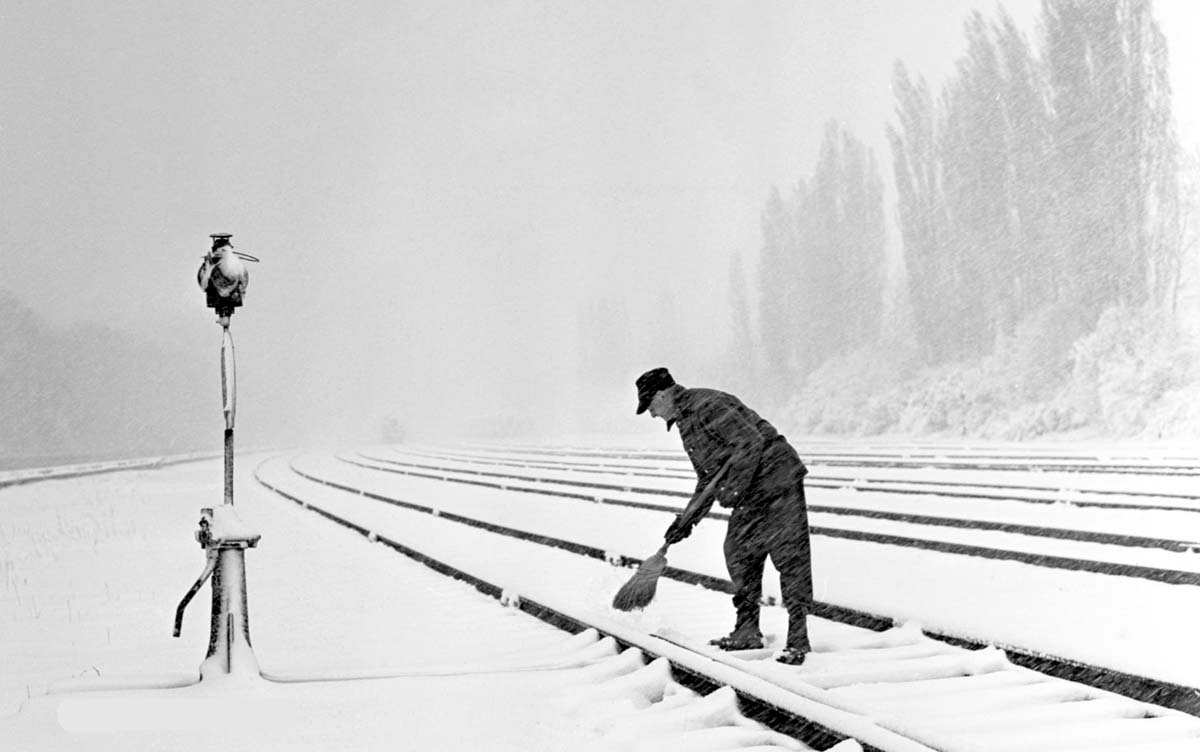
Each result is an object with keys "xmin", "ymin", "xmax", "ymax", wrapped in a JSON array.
[
  {"xmin": 1052, "ymin": 304, "xmax": 1200, "ymax": 438},
  {"xmin": 783, "ymin": 303, "xmax": 1200, "ymax": 439},
  {"xmin": 786, "ymin": 304, "xmax": 1075, "ymax": 437},
  {"xmin": 785, "ymin": 342, "xmax": 915, "ymax": 435}
]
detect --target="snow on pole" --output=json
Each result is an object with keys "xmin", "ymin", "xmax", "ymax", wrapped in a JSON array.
[
  {"xmin": 221, "ymin": 326, "xmax": 235, "ymax": 505},
  {"xmin": 221, "ymin": 326, "xmax": 236, "ymax": 431}
]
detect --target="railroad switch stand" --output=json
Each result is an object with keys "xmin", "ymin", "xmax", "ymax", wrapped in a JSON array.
[
  {"xmin": 175, "ymin": 507, "xmax": 262, "ymax": 679},
  {"xmin": 172, "ymin": 232, "xmax": 265, "ymax": 680}
]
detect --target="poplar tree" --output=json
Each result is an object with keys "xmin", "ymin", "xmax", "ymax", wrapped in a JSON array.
[
  {"xmin": 888, "ymin": 62, "xmax": 951, "ymax": 362},
  {"xmin": 888, "ymin": 0, "xmax": 1181, "ymax": 363},
  {"xmin": 1042, "ymin": 0, "xmax": 1179, "ymax": 321},
  {"xmin": 755, "ymin": 122, "xmax": 886, "ymax": 396}
]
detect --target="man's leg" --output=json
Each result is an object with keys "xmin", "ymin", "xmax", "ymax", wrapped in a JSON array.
[
  {"xmin": 722, "ymin": 505, "xmax": 769, "ymax": 643},
  {"xmin": 768, "ymin": 484, "xmax": 814, "ymax": 654}
]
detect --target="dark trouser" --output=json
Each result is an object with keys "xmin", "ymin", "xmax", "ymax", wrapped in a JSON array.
[{"xmin": 722, "ymin": 479, "xmax": 813, "ymax": 652}]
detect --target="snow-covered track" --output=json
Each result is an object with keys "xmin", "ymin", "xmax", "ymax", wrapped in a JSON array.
[
  {"xmin": 407, "ymin": 444, "xmax": 1200, "ymax": 513},
  {"xmin": 331, "ymin": 446, "xmax": 1200, "ymax": 710},
  {"xmin": 0, "ymin": 452, "xmax": 221, "ymax": 490},
  {"xmin": 303, "ymin": 451, "xmax": 1200, "ymax": 715},
  {"xmin": 361, "ymin": 444, "xmax": 1200, "ymax": 536},
  {"xmin": 254, "ymin": 460, "xmax": 868, "ymax": 751},
  {"xmin": 261, "ymin": 451, "xmax": 1200, "ymax": 720},
  {"xmin": 345, "ymin": 449, "xmax": 1200, "ymax": 583},
  {"xmin": 467, "ymin": 441, "xmax": 1200, "ymax": 476},
  {"xmin": 255, "ymin": 453, "xmax": 1200, "ymax": 751}
]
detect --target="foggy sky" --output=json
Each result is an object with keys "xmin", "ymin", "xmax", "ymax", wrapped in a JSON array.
[{"xmin": 3, "ymin": 0, "xmax": 1195, "ymax": 444}]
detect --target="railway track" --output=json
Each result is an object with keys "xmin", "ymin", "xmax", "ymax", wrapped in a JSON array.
[
  {"xmin": 379, "ymin": 439, "xmax": 1200, "ymax": 513},
  {"xmin": 337, "ymin": 445, "xmax": 1200, "ymax": 695},
  {"xmin": 254, "ymin": 446, "xmax": 1200, "ymax": 751},
  {"xmin": 344, "ymin": 447, "xmax": 1200, "ymax": 579},
  {"xmin": 407, "ymin": 444, "xmax": 1200, "ymax": 512},
  {"xmin": 470, "ymin": 440, "xmax": 1200, "ymax": 476},
  {"xmin": 286, "ymin": 449, "xmax": 1200, "ymax": 709},
  {"xmin": 0, "ymin": 451, "xmax": 220, "ymax": 489}
]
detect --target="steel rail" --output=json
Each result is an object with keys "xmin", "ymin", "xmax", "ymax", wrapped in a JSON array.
[
  {"xmin": 279, "ymin": 454, "xmax": 1200, "ymax": 717},
  {"xmin": 0, "ymin": 452, "xmax": 223, "ymax": 491},
  {"xmin": 395, "ymin": 444, "xmax": 1200, "ymax": 507},
  {"xmin": 253, "ymin": 463, "xmax": 907, "ymax": 752},
  {"xmin": 463, "ymin": 439, "xmax": 1200, "ymax": 463},
  {"xmin": 346, "ymin": 451, "xmax": 1200, "ymax": 555},
  {"xmin": 456, "ymin": 441, "xmax": 1200, "ymax": 476}
]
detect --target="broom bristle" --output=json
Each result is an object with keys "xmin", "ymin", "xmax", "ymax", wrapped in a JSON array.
[{"xmin": 611, "ymin": 551, "xmax": 668, "ymax": 611}]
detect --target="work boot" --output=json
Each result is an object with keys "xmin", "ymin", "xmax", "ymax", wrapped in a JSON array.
[
  {"xmin": 708, "ymin": 632, "xmax": 764, "ymax": 651},
  {"xmin": 775, "ymin": 647, "xmax": 808, "ymax": 666}
]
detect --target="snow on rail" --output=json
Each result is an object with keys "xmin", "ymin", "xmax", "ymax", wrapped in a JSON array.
[
  {"xmin": 339, "ymin": 449, "xmax": 1200, "ymax": 585},
  {"xmin": 294, "ymin": 445, "xmax": 1200, "ymax": 704},
  {"xmin": 257, "ymin": 451, "xmax": 1200, "ymax": 751}
]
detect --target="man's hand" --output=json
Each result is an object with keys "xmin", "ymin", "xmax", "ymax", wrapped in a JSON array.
[{"xmin": 664, "ymin": 514, "xmax": 693, "ymax": 544}]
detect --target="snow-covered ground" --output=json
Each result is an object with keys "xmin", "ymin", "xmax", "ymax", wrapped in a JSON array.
[
  {"xmin": 5, "ymin": 439, "xmax": 1200, "ymax": 750},
  {"xmin": 299, "ymin": 445, "xmax": 1200, "ymax": 688},
  {"xmin": 0, "ymin": 453, "xmax": 847, "ymax": 751}
]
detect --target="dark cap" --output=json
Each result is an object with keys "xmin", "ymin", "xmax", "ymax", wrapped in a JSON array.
[
  {"xmin": 635, "ymin": 367, "xmax": 675, "ymax": 414},
  {"xmin": 210, "ymin": 233, "xmax": 233, "ymax": 248}
]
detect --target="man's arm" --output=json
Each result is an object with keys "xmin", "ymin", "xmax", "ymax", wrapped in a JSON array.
[{"xmin": 664, "ymin": 459, "xmax": 732, "ymax": 544}]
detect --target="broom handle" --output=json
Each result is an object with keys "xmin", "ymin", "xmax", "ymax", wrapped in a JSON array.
[{"xmin": 667, "ymin": 458, "xmax": 734, "ymax": 546}]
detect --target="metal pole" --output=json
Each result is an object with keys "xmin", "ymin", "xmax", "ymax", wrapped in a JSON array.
[
  {"xmin": 221, "ymin": 324, "xmax": 236, "ymax": 505},
  {"xmin": 224, "ymin": 429, "xmax": 234, "ymax": 505}
]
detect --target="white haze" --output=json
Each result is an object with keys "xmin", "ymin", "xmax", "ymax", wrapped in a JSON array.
[{"xmin": 3, "ymin": 1, "xmax": 1197, "ymax": 454}]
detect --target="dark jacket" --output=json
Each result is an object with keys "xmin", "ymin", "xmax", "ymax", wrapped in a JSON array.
[{"xmin": 672, "ymin": 387, "xmax": 806, "ymax": 514}]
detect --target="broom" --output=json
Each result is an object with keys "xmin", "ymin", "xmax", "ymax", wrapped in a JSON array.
[
  {"xmin": 611, "ymin": 460, "xmax": 731, "ymax": 612},
  {"xmin": 611, "ymin": 543, "xmax": 671, "ymax": 611}
]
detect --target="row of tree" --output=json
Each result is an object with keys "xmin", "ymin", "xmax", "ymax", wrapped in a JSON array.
[
  {"xmin": 891, "ymin": 0, "xmax": 1181, "ymax": 364},
  {"xmin": 744, "ymin": 0, "xmax": 1185, "ymax": 401},
  {"xmin": 753, "ymin": 123, "xmax": 887, "ymax": 396}
]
